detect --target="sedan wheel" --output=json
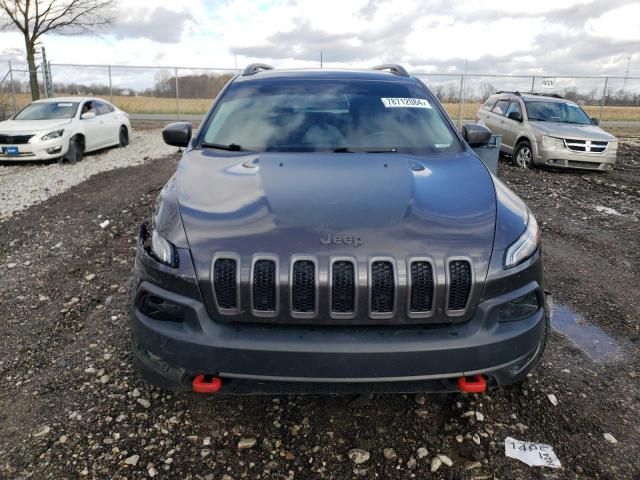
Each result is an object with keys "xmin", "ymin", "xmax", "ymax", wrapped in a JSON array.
[
  {"xmin": 65, "ymin": 136, "xmax": 84, "ymax": 164},
  {"xmin": 119, "ymin": 127, "xmax": 129, "ymax": 147},
  {"xmin": 514, "ymin": 142, "xmax": 533, "ymax": 169}
]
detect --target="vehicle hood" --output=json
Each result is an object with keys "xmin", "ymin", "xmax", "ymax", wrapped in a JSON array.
[
  {"xmin": 176, "ymin": 149, "xmax": 497, "ymax": 311},
  {"xmin": 528, "ymin": 121, "xmax": 616, "ymax": 141},
  {"xmin": 0, "ymin": 119, "xmax": 72, "ymax": 134}
]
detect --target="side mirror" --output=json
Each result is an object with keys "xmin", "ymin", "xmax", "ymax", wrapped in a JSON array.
[
  {"xmin": 162, "ymin": 122, "xmax": 192, "ymax": 147},
  {"xmin": 507, "ymin": 111, "xmax": 522, "ymax": 122},
  {"xmin": 591, "ymin": 117, "xmax": 599, "ymax": 126},
  {"xmin": 462, "ymin": 123, "xmax": 492, "ymax": 148},
  {"xmin": 81, "ymin": 111, "xmax": 96, "ymax": 120}
]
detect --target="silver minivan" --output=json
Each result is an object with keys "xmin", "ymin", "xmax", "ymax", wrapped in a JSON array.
[{"xmin": 476, "ymin": 92, "xmax": 617, "ymax": 171}]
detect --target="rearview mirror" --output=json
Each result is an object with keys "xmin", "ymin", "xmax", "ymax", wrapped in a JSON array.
[
  {"xmin": 162, "ymin": 122, "xmax": 192, "ymax": 147},
  {"xmin": 81, "ymin": 111, "xmax": 96, "ymax": 120},
  {"xmin": 591, "ymin": 117, "xmax": 599, "ymax": 125},
  {"xmin": 462, "ymin": 123, "xmax": 492, "ymax": 148},
  {"xmin": 507, "ymin": 111, "xmax": 522, "ymax": 122}
]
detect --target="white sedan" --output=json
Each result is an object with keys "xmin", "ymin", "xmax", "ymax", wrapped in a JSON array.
[{"xmin": 0, "ymin": 97, "xmax": 132, "ymax": 162}]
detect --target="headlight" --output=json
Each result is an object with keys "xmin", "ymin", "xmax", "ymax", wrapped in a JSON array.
[
  {"xmin": 504, "ymin": 213, "xmax": 540, "ymax": 268},
  {"xmin": 541, "ymin": 135, "xmax": 564, "ymax": 149},
  {"xmin": 151, "ymin": 230, "xmax": 178, "ymax": 267},
  {"xmin": 41, "ymin": 129, "xmax": 64, "ymax": 141}
]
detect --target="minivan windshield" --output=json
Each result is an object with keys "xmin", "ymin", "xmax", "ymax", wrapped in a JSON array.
[
  {"xmin": 525, "ymin": 101, "xmax": 593, "ymax": 125},
  {"xmin": 14, "ymin": 101, "xmax": 79, "ymax": 120},
  {"xmin": 201, "ymin": 79, "xmax": 462, "ymax": 153}
]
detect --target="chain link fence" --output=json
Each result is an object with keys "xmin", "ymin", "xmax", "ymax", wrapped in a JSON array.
[{"xmin": 2, "ymin": 62, "xmax": 640, "ymax": 125}]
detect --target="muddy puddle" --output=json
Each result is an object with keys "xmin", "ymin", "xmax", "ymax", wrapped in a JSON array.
[{"xmin": 551, "ymin": 303, "xmax": 624, "ymax": 362}]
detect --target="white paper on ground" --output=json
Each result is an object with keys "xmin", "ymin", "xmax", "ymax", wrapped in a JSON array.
[{"xmin": 505, "ymin": 437, "xmax": 561, "ymax": 468}]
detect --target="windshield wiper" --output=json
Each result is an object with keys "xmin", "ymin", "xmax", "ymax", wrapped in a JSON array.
[
  {"xmin": 201, "ymin": 142, "xmax": 246, "ymax": 151},
  {"xmin": 333, "ymin": 147, "xmax": 398, "ymax": 153}
]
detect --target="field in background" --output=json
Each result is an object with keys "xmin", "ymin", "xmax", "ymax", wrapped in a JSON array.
[{"xmin": 5, "ymin": 92, "xmax": 640, "ymax": 122}]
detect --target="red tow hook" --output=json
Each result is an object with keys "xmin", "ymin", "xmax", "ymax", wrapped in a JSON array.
[
  {"xmin": 192, "ymin": 374, "xmax": 222, "ymax": 393},
  {"xmin": 457, "ymin": 375, "xmax": 487, "ymax": 393}
]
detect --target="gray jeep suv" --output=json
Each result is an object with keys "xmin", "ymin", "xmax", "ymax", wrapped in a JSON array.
[
  {"xmin": 130, "ymin": 64, "xmax": 548, "ymax": 395},
  {"xmin": 477, "ymin": 91, "xmax": 617, "ymax": 171}
]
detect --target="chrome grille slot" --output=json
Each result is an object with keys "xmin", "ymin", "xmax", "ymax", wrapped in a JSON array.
[
  {"xmin": 564, "ymin": 139, "xmax": 608, "ymax": 153},
  {"xmin": 448, "ymin": 260, "xmax": 472, "ymax": 311},
  {"xmin": 292, "ymin": 260, "xmax": 315, "ymax": 313},
  {"xmin": 331, "ymin": 260, "xmax": 355, "ymax": 314},
  {"xmin": 252, "ymin": 259, "xmax": 277, "ymax": 312},
  {"xmin": 213, "ymin": 258, "xmax": 238, "ymax": 309},
  {"xmin": 409, "ymin": 261, "xmax": 434, "ymax": 313},
  {"xmin": 370, "ymin": 260, "xmax": 395, "ymax": 314}
]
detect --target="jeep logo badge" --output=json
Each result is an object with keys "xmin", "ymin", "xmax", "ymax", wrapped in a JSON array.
[{"xmin": 320, "ymin": 233, "xmax": 363, "ymax": 247}]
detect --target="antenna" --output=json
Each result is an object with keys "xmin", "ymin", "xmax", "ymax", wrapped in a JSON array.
[
  {"xmin": 320, "ymin": 51, "xmax": 323, "ymax": 69},
  {"xmin": 623, "ymin": 56, "xmax": 631, "ymax": 90}
]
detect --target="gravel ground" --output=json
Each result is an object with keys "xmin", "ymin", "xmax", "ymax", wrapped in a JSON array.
[
  {"xmin": 0, "ymin": 129, "xmax": 176, "ymax": 220},
  {"xmin": 0, "ymin": 140, "xmax": 639, "ymax": 479}
]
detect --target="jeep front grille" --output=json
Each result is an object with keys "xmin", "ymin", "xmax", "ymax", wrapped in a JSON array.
[
  {"xmin": 564, "ymin": 139, "xmax": 608, "ymax": 153},
  {"xmin": 331, "ymin": 260, "xmax": 355, "ymax": 314},
  {"xmin": 292, "ymin": 260, "xmax": 315, "ymax": 313},
  {"xmin": 409, "ymin": 261, "xmax": 434, "ymax": 313},
  {"xmin": 253, "ymin": 259, "xmax": 277, "ymax": 312},
  {"xmin": 370, "ymin": 261, "xmax": 395, "ymax": 314},
  {"xmin": 213, "ymin": 258, "xmax": 237, "ymax": 309},
  {"xmin": 448, "ymin": 260, "xmax": 472, "ymax": 311},
  {"xmin": 210, "ymin": 255, "xmax": 474, "ymax": 323}
]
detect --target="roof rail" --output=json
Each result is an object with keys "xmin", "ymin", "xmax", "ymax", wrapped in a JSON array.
[
  {"xmin": 528, "ymin": 92, "xmax": 564, "ymax": 99},
  {"xmin": 371, "ymin": 64, "xmax": 410, "ymax": 77},
  {"xmin": 495, "ymin": 90, "xmax": 522, "ymax": 96},
  {"xmin": 241, "ymin": 63, "xmax": 274, "ymax": 76}
]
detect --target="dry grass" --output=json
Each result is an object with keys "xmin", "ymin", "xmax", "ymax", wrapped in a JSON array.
[{"xmin": 4, "ymin": 93, "xmax": 640, "ymax": 122}]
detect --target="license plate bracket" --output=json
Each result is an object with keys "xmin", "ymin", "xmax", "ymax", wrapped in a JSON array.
[{"xmin": 2, "ymin": 146, "xmax": 19, "ymax": 156}]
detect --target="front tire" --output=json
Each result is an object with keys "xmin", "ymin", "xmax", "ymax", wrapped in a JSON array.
[
  {"xmin": 119, "ymin": 127, "xmax": 129, "ymax": 147},
  {"xmin": 514, "ymin": 140, "xmax": 534, "ymax": 169},
  {"xmin": 65, "ymin": 136, "xmax": 84, "ymax": 164}
]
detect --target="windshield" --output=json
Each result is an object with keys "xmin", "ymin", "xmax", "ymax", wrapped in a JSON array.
[
  {"xmin": 14, "ymin": 102, "xmax": 79, "ymax": 120},
  {"xmin": 525, "ymin": 101, "xmax": 593, "ymax": 125},
  {"xmin": 200, "ymin": 79, "xmax": 461, "ymax": 153}
]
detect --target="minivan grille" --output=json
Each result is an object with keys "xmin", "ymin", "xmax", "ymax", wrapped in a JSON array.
[
  {"xmin": 410, "ymin": 261, "xmax": 434, "ymax": 312},
  {"xmin": 331, "ymin": 261, "xmax": 355, "ymax": 313},
  {"xmin": 371, "ymin": 261, "xmax": 394, "ymax": 313},
  {"xmin": 253, "ymin": 260, "xmax": 276, "ymax": 311},
  {"xmin": 213, "ymin": 258, "xmax": 237, "ymax": 309},
  {"xmin": 448, "ymin": 260, "xmax": 471, "ymax": 311},
  {"xmin": 564, "ymin": 139, "xmax": 608, "ymax": 153},
  {"xmin": 292, "ymin": 260, "xmax": 315, "ymax": 313}
]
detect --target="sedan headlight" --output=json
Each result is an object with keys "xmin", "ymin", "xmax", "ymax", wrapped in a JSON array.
[
  {"xmin": 41, "ymin": 129, "xmax": 64, "ymax": 141},
  {"xmin": 151, "ymin": 230, "xmax": 178, "ymax": 267},
  {"xmin": 541, "ymin": 135, "xmax": 564, "ymax": 149},
  {"xmin": 504, "ymin": 213, "xmax": 540, "ymax": 268}
]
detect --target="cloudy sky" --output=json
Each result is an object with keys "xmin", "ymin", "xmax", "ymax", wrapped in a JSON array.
[{"xmin": 1, "ymin": 0, "xmax": 639, "ymax": 76}]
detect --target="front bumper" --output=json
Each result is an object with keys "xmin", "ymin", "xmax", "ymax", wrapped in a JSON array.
[
  {"xmin": 0, "ymin": 137, "xmax": 69, "ymax": 161},
  {"xmin": 131, "ymin": 262, "xmax": 547, "ymax": 393},
  {"xmin": 536, "ymin": 143, "xmax": 617, "ymax": 170}
]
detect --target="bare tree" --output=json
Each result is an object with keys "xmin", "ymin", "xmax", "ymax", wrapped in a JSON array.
[{"xmin": 0, "ymin": 0, "xmax": 117, "ymax": 100}]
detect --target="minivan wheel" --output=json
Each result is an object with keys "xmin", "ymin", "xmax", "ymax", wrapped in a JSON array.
[{"xmin": 514, "ymin": 141, "xmax": 534, "ymax": 169}]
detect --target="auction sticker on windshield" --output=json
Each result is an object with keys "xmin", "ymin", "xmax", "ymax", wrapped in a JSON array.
[{"xmin": 381, "ymin": 98, "xmax": 431, "ymax": 108}]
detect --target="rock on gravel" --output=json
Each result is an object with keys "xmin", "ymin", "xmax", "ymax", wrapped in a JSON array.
[
  {"xmin": 348, "ymin": 448, "xmax": 370, "ymax": 464},
  {"xmin": 0, "ymin": 129, "xmax": 175, "ymax": 220}
]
